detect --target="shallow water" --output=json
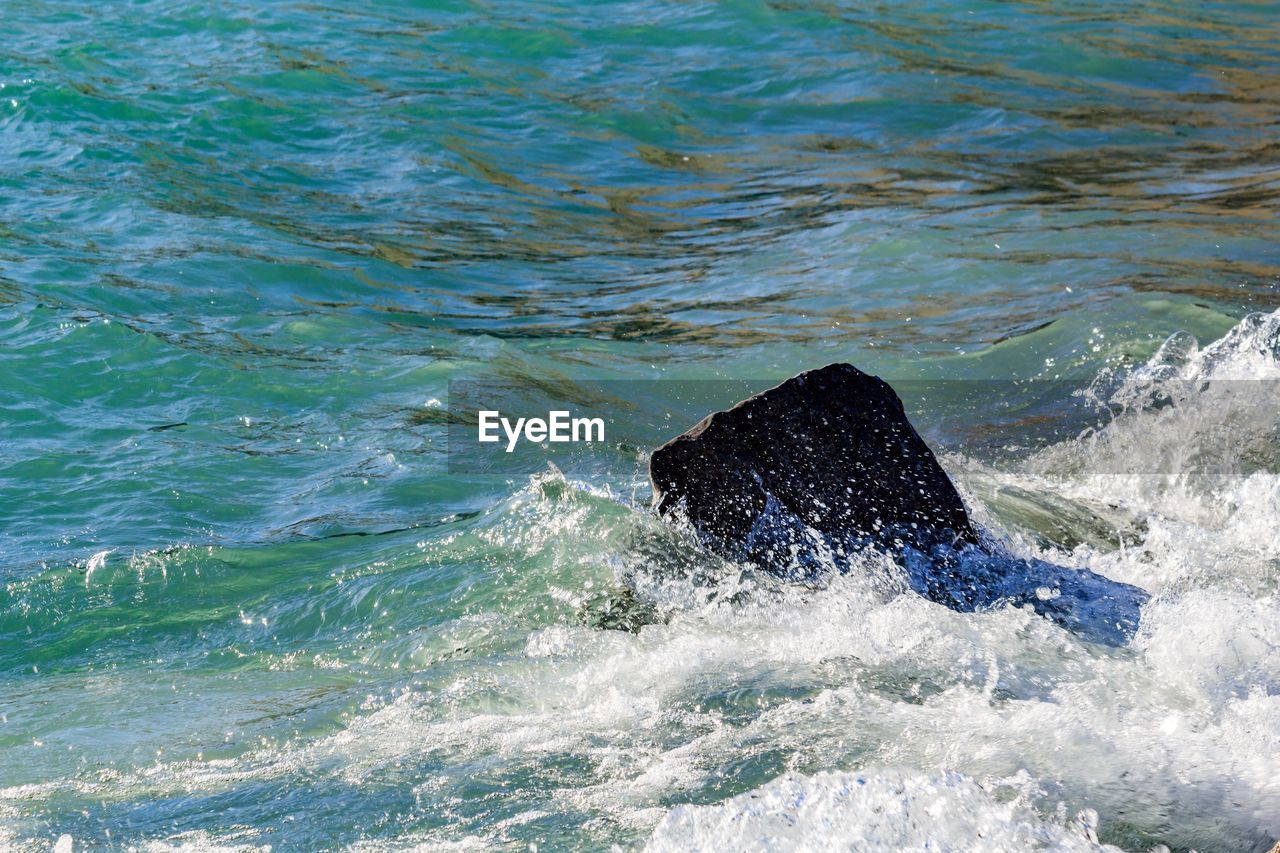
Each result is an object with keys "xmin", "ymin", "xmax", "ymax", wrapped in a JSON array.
[{"xmin": 2, "ymin": 0, "xmax": 1279, "ymax": 850}]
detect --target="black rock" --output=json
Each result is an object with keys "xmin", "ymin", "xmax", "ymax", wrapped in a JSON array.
[
  {"xmin": 649, "ymin": 362, "xmax": 976, "ymax": 559},
  {"xmin": 648, "ymin": 362, "xmax": 1149, "ymax": 645}
]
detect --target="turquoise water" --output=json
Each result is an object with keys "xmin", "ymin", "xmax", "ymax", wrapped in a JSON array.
[{"xmin": 2, "ymin": 1, "xmax": 1279, "ymax": 849}]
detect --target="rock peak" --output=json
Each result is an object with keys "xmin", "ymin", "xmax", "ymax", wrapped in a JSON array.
[{"xmin": 649, "ymin": 362, "xmax": 975, "ymax": 558}]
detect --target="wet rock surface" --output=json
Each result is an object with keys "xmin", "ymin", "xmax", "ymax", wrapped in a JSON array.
[
  {"xmin": 649, "ymin": 362, "xmax": 976, "ymax": 557},
  {"xmin": 649, "ymin": 363, "xmax": 1148, "ymax": 645}
]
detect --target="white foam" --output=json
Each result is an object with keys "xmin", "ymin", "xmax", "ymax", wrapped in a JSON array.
[
  {"xmin": 7, "ymin": 311, "xmax": 1280, "ymax": 850},
  {"xmin": 647, "ymin": 768, "xmax": 1120, "ymax": 852}
]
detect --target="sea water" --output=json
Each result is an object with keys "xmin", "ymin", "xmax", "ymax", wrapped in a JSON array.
[{"xmin": 1, "ymin": 0, "xmax": 1278, "ymax": 849}]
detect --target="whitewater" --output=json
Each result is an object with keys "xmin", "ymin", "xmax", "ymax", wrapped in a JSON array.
[{"xmin": 5, "ymin": 310, "xmax": 1276, "ymax": 852}]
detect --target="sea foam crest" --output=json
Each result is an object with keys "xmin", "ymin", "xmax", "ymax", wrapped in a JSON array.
[
  {"xmin": 646, "ymin": 768, "xmax": 1120, "ymax": 852},
  {"xmin": 1028, "ymin": 309, "xmax": 1280, "ymax": 523}
]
